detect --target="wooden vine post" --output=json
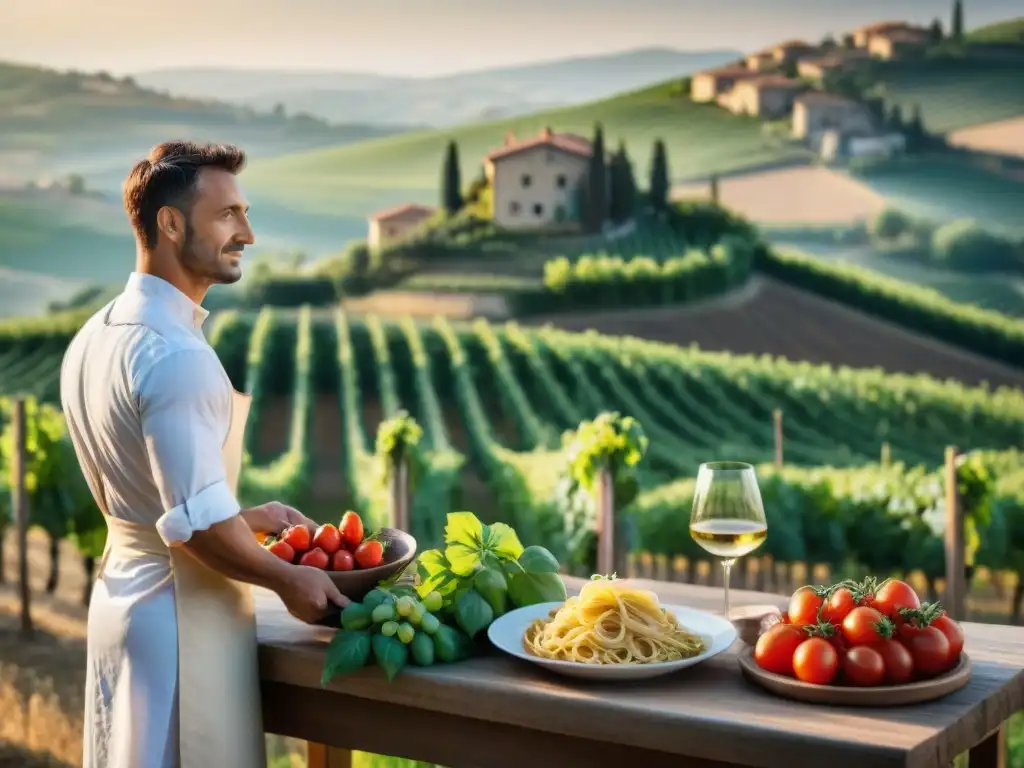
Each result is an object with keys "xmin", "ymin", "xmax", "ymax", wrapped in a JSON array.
[
  {"xmin": 772, "ymin": 409, "xmax": 783, "ymax": 468},
  {"xmin": 595, "ymin": 463, "xmax": 615, "ymax": 577},
  {"xmin": 389, "ymin": 456, "xmax": 410, "ymax": 533},
  {"xmin": 12, "ymin": 397, "xmax": 33, "ymax": 638},
  {"xmin": 943, "ymin": 445, "xmax": 966, "ymax": 622}
]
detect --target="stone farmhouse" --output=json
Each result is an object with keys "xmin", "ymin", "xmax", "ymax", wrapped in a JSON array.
[
  {"xmin": 367, "ymin": 203, "xmax": 435, "ymax": 251},
  {"xmin": 483, "ymin": 127, "xmax": 592, "ymax": 230},
  {"xmin": 689, "ymin": 16, "xmax": 934, "ymax": 155}
]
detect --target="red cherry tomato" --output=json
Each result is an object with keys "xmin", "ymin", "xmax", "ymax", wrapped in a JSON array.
[
  {"xmin": 872, "ymin": 638, "xmax": 914, "ymax": 685},
  {"xmin": 842, "ymin": 606, "xmax": 889, "ymax": 646},
  {"xmin": 755, "ymin": 624, "xmax": 808, "ymax": 677},
  {"xmin": 788, "ymin": 586, "xmax": 824, "ymax": 626},
  {"xmin": 331, "ymin": 549, "xmax": 355, "ymax": 572},
  {"xmin": 793, "ymin": 638, "xmax": 839, "ymax": 685},
  {"xmin": 842, "ymin": 646, "xmax": 886, "ymax": 686},
  {"xmin": 900, "ymin": 626, "xmax": 951, "ymax": 678},
  {"xmin": 931, "ymin": 615, "xmax": 964, "ymax": 662},
  {"xmin": 873, "ymin": 579, "xmax": 921, "ymax": 620},
  {"xmin": 821, "ymin": 587, "xmax": 857, "ymax": 625}
]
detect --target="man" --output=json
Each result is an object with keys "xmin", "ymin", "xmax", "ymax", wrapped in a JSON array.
[{"xmin": 59, "ymin": 140, "xmax": 348, "ymax": 768}]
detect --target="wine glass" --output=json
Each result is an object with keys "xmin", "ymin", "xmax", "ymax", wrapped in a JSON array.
[{"xmin": 689, "ymin": 461, "xmax": 768, "ymax": 619}]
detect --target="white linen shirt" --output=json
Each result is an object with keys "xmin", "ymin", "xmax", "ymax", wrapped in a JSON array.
[{"xmin": 59, "ymin": 271, "xmax": 243, "ymax": 768}]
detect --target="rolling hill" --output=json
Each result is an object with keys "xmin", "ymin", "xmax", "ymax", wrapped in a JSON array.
[
  {"xmin": 133, "ymin": 47, "xmax": 742, "ymax": 129},
  {"xmin": 244, "ymin": 48, "xmax": 1024, "ymax": 221},
  {"xmin": 243, "ymin": 80, "xmax": 811, "ymax": 218},
  {"xmin": 966, "ymin": 16, "xmax": 1024, "ymax": 46},
  {"xmin": 0, "ymin": 60, "xmax": 405, "ymax": 189}
]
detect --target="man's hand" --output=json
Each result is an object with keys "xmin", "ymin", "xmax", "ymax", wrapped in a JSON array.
[
  {"xmin": 242, "ymin": 501, "xmax": 316, "ymax": 536},
  {"xmin": 278, "ymin": 565, "xmax": 350, "ymax": 623}
]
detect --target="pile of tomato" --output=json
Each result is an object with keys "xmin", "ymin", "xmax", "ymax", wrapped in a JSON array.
[
  {"xmin": 754, "ymin": 577, "xmax": 965, "ymax": 687},
  {"xmin": 262, "ymin": 510, "xmax": 387, "ymax": 571}
]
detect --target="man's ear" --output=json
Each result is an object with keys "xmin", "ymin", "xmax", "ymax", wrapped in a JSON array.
[{"xmin": 156, "ymin": 206, "xmax": 186, "ymax": 246}]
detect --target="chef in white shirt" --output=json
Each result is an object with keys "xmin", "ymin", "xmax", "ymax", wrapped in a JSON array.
[{"xmin": 59, "ymin": 140, "xmax": 348, "ymax": 768}]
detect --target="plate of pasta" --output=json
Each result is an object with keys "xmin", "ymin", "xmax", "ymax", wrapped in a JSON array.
[{"xmin": 486, "ymin": 578, "xmax": 737, "ymax": 680}]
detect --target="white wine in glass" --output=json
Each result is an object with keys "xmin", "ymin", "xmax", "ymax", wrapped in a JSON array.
[{"xmin": 689, "ymin": 462, "xmax": 767, "ymax": 619}]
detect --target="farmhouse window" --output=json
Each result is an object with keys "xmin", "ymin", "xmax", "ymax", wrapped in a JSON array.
[
  {"xmin": 555, "ymin": 174, "xmax": 567, "ymax": 189},
  {"xmin": 533, "ymin": 203, "xmax": 544, "ymax": 217},
  {"xmin": 509, "ymin": 201, "xmax": 521, "ymax": 215},
  {"xmin": 521, "ymin": 173, "xmax": 532, "ymax": 188}
]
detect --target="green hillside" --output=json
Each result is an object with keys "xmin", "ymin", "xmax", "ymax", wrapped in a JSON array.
[
  {"xmin": 0, "ymin": 61, "xmax": 402, "ymax": 185},
  {"xmin": 243, "ymin": 81, "xmax": 810, "ymax": 218},
  {"xmin": 966, "ymin": 17, "xmax": 1024, "ymax": 46},
  {"xmin": 872, "ymin": 57, "xmax": 1024, "ymax": 133}
]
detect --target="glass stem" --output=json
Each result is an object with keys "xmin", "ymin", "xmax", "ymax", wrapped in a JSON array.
[{"xmin": 722, "ymin": 558, "xmax": 736, "ymax": 618}]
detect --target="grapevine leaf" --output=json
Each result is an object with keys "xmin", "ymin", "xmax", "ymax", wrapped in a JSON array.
[
  {"xmin": 321, "ymin": 630, "xmax": 372, "ymax": 686},
  {"xmin": 372, "ymin": 633, "xmax": 409, "ymax": 682},
  {"xmin": 445, "ymin": 512, "xmax": 486, "ymax": 576},
  {"xmin": 415, "ymin": 550, "xmax": 459, "ymax": 597},
  {"xmin": 482, "ymin": 522, "xmax": 524, "ymax": 562}
]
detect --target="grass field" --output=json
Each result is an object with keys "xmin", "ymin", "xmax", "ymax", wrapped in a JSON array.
[
  {"xmin": 852, "ymin": 155, "xmax": 1024, "ymax": 235},
  {"xmin": 243, "ymin": 81, "xmax": 812, "ymax": 218},
  {"xmin": 949, "ymin": 116, "xmax": 1024, "ymax": 158},
  {"xmin": 672, "ymin": 165, "xmax": 887, "ymax": 226}
]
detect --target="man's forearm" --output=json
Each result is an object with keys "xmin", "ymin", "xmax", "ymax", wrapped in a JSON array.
[{"xmin": 180, "ymin": 514, "xmax": 294, "ymax": 591}]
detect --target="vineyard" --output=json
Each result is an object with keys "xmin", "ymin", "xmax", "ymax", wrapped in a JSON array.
[{"xmin": 2, "ymin": 308, "xmax": 1024, "ymax": 618}]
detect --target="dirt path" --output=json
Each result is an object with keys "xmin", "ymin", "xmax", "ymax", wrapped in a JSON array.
[{"xmin": 523, "ymin": 277, "xmax": 1024, "ymax": 390}]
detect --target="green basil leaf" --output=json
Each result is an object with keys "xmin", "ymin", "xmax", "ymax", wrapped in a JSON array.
[
  {"xmin": 508, "ymin": 571, "xmax": 567, "ymax": 608},
  {"xmin": 473, "ymin": 566, "xmax": 508, "ymax": 616},
  {"xmin": 321, "ymin": 629, "xmax": 372, "ymax": 686},
  {"xmin": 518, "ymin": 545, "xmax": 560, "ymax": 574},
  {"xmin": 454, "ymin": 588, "xmax": 494, "ymax": 639}
]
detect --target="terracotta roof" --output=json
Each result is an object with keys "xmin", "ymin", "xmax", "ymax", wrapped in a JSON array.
[
  {"xmin": 696, "ymin": 65, "xmax": 759, "ymax": 79},
  {"xmin": 854, "ymin": 20, "xmax": 910, "ymax": 33},
  {"xmin": 800, "ymin": 54, "xmax": 846, "ymax": 69},
  {"xmin": 794, "ymin": 91, "xmax": 862, "ymax": 107},
  {"xmin": 739, "ymin": 74, "xmax": 805, "ymax": 90},
  {"xmin": 772, "ymin": 39, "xmax": 815, "ymax": 50},
  {"xmin": 873, "ymin": 27, "xmax": 931, "ymax": 43},
  {"xmin": 485, "ymin": 126, "xmax": 591, "ymax": 162},
  {"xmin": 368, "ymin": 203, "xmax": 435, "ymax": 222}
]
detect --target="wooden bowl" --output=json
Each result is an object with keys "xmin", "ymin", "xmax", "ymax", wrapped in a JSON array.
[
  {"xmin": 737, "ymin": 646, "xmax": 972, "ymax": 706},
  {"xmin": 317, "ymin": 528, "xmax": 417, "ymax": 625}
]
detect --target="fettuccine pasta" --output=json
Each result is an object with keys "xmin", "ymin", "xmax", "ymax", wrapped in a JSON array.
[{"xmin": 523, "ymin": 578, "xmax": 707, "ymax": 664}]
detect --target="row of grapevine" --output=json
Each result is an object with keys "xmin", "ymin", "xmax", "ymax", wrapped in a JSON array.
[
  {"xmin": 540, "ymin": 237, "xmax": 754, "ymax": 312},
  {"xmin": 431, "ymin": 317, "xmax": 563, "ymax": 546},
  {"xmin": 238, "ymin": 306, "xmax": 314, "ymax": 506},
  {"xmin": 626, "ymin": 449, "xmax": 1024, "ymax": 587},
  {"xmin": 759, "ymin": 246, "xmax": 1024, "ymax": 369},
  {"xmin": 335, "ymin": 310, "xmax": 387, "ymax": 528}
]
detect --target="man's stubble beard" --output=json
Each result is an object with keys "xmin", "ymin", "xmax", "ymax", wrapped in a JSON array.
[{"xmin": 180, "ymin": 222, "xmax": 243, "ymax": 286}]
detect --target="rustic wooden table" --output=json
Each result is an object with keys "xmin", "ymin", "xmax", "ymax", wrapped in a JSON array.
[{"xmin": 256, "ymin": 577, "xmax": 1023, "ymax": 768}]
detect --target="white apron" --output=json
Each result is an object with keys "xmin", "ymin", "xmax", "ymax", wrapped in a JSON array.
[{"xmin": 96, "ymin": 389, "xmax": 266, "ymax": 768}]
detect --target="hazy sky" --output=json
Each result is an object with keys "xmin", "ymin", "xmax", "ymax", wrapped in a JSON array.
[{"xmin": 3, "ymin": 0, "xmax": 1019, "ymax": 76}]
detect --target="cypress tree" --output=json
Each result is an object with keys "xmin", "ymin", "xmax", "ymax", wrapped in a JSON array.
[
  {"xmin": 952, "ymin": 0, "xmax": 963, "ymax": 41},
  {"xmin": 441, "ymin": 139, "xmax": 463, "ymax": 215},
  {"xmin": 609, "ymin": 142, "xmax": 637, "ymax": 223},
  {"xmin": 586, "ymin": 123, "xmax": 607, "ymax": 231},
  {"xmin": 648, "ymin": 139, "xmax": 670, "ymax": 213}
]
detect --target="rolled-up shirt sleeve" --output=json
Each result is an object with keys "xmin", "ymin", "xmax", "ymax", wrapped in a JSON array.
[{"xmin": 136, "ymin": 347, "xmax": 241, "ymax": 546}]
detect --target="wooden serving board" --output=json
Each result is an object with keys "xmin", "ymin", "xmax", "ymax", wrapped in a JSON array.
[{"xmin": 736, "ymin": 647, "xmax": 972, "ymax": 706}]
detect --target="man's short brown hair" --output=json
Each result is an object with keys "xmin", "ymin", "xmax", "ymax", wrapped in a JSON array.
[{"xmin": 122, "ymin": 140, "xmax": 246, "ymax": 248}]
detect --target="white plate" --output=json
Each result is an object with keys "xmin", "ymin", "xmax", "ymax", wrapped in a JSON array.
[{"xmin": 486, "ymin": 601, "xmax": 738, "ymax": 680}]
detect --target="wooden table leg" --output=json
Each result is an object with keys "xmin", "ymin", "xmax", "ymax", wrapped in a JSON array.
[
  {"xmin": 969, "ymin": 724, "xmax": 1006, "ymax": 768},
  {"xmin": 307, "ymin": 742, "xmax": 352, "ymax": 768}
]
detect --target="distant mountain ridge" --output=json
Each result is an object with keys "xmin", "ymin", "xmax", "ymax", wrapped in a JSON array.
[{"xmin": 134, "ymin": 46, "xmax": 743, "ymax": 127}]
